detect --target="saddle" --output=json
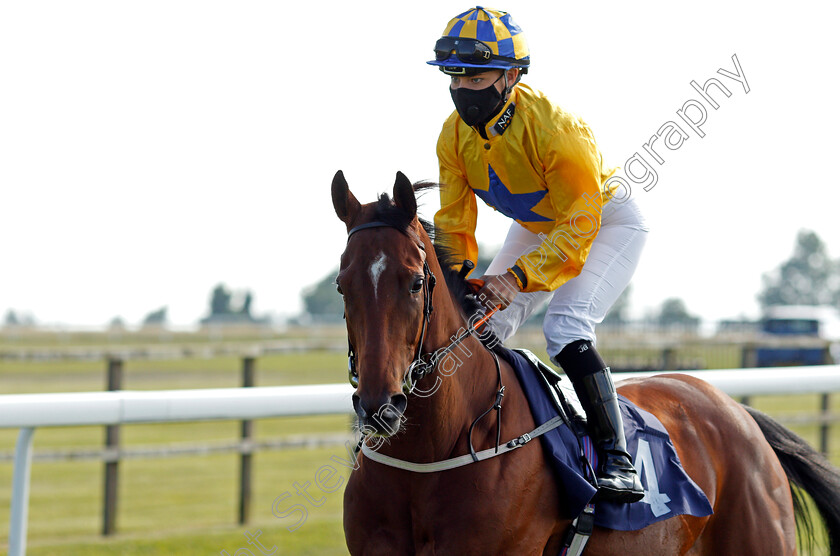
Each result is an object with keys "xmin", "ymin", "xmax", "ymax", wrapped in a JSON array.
[
  {"xmin": 496, "ymin": 347, "xmax": 713, "ymax": 532},
  {"xmin": 510, "ymin": 348, "xmax": 588, "ymax": 432}
]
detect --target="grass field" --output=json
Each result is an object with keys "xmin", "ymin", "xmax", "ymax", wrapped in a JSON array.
[{"xmin": 1, "ymin": 328, "xmax": 838, "ymax": 555}]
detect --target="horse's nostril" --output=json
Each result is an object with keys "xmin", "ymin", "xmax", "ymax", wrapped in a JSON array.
[
  {"xmin": 352, "ymin": 393, "xmax": 368, "ymax": 420},
  {"xmin": 390, "ymin": 393, "xmax": 408, "ymax": 415},
  {"xmin": 378, "ymin": 394, "xmax": 407, "ymax": 433},
  {"xmin": 354, "ymin": 392, "xmax": 406, "ymax": 435}
]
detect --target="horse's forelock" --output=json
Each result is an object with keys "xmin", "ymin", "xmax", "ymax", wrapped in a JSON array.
[{"xmin": 369, "ymin": 183, "xmax": 480, "ymax": 319}]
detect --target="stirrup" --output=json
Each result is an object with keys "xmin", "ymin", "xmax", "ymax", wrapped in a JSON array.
[
  {"xmin": 594, "ymin": 467, "xmax": 644, "ymax": 503},
  {"xmin": 595, "ymin": 484, "xmax": 644, "ymax": 503}
]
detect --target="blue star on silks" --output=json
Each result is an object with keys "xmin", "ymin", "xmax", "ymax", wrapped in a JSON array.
[{"xmin": 473, "ymin": 165, "xmax": 551, "ymax": 222}]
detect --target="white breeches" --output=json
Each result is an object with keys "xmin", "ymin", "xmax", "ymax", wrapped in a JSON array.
[{"xmin": 485, "ymin": 197, "xmax": 649, "ymax": 364}]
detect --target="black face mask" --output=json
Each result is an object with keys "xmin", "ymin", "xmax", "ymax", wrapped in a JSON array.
[{"xmin": 449, "ymin": 75, "xmax": 506, "ymax": 128}]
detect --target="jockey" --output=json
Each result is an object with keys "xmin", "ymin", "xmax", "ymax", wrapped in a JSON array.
[{"xmin": 429, "ymin": 6, "xmax": 648, "ymax": 503}]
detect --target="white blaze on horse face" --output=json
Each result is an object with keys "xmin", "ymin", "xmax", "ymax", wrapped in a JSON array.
[{"xmin": 369, "ymin": 252, "xmax": 388, "ymax": 299}]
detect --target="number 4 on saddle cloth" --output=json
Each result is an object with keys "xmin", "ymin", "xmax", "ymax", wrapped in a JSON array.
[{"xmin": 500, "ymin": 347, "xmax": 713, "ymax": 530}]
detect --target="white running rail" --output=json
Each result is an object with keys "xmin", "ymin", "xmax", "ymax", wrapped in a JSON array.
[{"xmin": 4, "ymin": 366, "xmax": 840, "ymax": 555}]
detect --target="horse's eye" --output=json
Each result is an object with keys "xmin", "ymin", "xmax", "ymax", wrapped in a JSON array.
[
  {"xmin": 335, "ymin": 279, "xmax": 344, "ymax": 295},
  {"xmin": 410, "ymin": 277, "xmax": 424, "ymax": 294}
]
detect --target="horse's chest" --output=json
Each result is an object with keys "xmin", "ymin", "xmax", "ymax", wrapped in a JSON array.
[{"xmin": 345, "ymin": 466, "xmax": 558, "ymax": 555}]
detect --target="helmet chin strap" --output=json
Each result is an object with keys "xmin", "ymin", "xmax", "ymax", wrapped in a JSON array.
[{"xmin": 503, "ymin": 68, "xmax": 522, "ymax": 98}]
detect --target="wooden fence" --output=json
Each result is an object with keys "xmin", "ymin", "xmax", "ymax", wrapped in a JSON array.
[{"xmin": 1, "ymin": 337, "xmax": 837, "ymax": 541}]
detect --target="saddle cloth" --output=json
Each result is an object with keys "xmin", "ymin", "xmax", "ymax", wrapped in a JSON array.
[{"xmin": 498, "ymin": 347, "xmax": 713, "ymax": 531}]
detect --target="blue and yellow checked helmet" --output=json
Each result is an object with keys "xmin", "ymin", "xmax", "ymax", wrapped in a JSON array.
[{"xmin": 428, "ymin": 6, "xmax": 529, "ymax": 75}]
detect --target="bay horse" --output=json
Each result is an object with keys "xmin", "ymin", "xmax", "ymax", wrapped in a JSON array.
[{"xmin": 332, "ymin": 170, "xmax": 840, "ymax": 555}]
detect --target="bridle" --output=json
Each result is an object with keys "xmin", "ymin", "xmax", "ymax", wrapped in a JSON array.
[
  {"xmin": 341, "ymin": 219, "xmax": 566, "ymax": 471},
  {"xmin": 344, "ymin": 220, "xmax": 437, "ymax": 395},
  {"xmin": 343, "ymin": 220, "xmax": 501, "ymax": 405}
]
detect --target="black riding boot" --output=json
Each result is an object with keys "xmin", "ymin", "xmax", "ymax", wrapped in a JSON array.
[
  {"xmin": 575, "ymin": 369, "xmax": 644, "ymax": 502},
  {"xmin": 557, "ymin": 341, "xmax": 644, "ymax": 503}
]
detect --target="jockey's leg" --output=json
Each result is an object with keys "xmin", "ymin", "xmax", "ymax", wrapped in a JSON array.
[
  {"xmin": 544, "ymin": 198, "xmax": 648, "ymax": 502},
  {"xmin": 556, "ymin": 340, "xmax": 644, "ymax": 502},
  {"xmin": 484, "ymin": 221, "xmax": 552, "ymax": 342},
  {"xmin": 482, "ymin": 200, "xmax": 648, "ymax": 503}
]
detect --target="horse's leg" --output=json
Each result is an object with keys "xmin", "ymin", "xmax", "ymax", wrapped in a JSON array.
[
  {"xmin": 745, "ymin": 404, "xmax": 840, "ymax": 553},
  {"xmin": 691, "ymin": 404, "xmax": 797, "ymax": 554},
  {"xmin": 344, "ymin": 467, "xmax": 414, "ymax": 556}
]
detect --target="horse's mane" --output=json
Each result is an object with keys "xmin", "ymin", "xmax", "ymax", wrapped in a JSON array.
[{"xmin": 372, "ymin": 182, "xmax": 484, "ymax": 319}]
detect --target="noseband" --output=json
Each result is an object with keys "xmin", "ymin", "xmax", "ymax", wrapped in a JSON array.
[{"xmin": 344, "ymin": 221, "xmax": 436, "ymax": 394}]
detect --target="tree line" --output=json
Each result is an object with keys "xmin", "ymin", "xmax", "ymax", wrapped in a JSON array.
[
  {"xmin": 299, "ymin": 229, "xmax": 840, "ymax": 327},
  {"xmin": 3, "ymin": 283, "xmax": 265, "ymax": 329},
  {"xmin": 3, "ymin": 230, "xmax": 836, "ymax": 328}
]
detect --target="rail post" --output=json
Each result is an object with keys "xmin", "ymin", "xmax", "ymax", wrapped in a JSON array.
[
  {"xmin": 9, "ymin": 427, "xmax": 35, "ymax": 556},
  {"xmin": 820, "ymin": 346, "xmax": 835, "ymax": 457},
  {"xmin": 662, "ymin": 347, "xmax": 678, "ymax": 371},
  {"xmin": 238, "ymin": 356, "xmax": 255, "ymax": 524},
  {"xmin": 739, "ymin": 344, "xmax": 758, "ymax": 406},
  {"xmin": 820, "ymin": 393, "xmax": 831, "ymax": 457},
  {"xmin": 102, "ymin": 357, "xmax": 123, "ymax": 536}
]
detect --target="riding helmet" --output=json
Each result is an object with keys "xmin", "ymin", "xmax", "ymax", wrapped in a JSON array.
[{"xmin": 428, "ymin": 6, "xmax": 530, "ymax": 76}]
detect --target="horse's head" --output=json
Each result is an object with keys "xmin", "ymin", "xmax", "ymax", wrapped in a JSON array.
[{"xmin": 332, "ymin": 170, "xmax": 436, "ymax": 437}]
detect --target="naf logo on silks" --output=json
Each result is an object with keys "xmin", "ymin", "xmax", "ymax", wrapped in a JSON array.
[{"xmin": 493, "ymin": 104, "xmax": 515, "ymax": 135}]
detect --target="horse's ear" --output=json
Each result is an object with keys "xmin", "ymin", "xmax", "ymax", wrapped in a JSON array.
[
  {"xmin": 332, "ymin": 170, "xmax": 360, "ymax": 224},
  {"xmin": 393, "ymin": 171, "xmax": 416, "ymax": 217}
]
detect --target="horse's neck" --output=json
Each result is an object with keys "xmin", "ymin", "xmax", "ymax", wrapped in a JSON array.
[{"xmin": 387, "ymin": 252, "xmax": 502, "ymax": 461}]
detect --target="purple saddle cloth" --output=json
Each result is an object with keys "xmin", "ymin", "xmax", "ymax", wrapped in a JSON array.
[{"xmin": 499, "ymin": 347, "xmax": 713, "ymax": 531}]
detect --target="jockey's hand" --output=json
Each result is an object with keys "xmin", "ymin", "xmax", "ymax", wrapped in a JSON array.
[{"xmin": 477, "ymin": 271, "xmax": 521, "ymax": 311}]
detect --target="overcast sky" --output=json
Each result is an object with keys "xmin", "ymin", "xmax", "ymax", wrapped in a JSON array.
[{"xmin": 2, "ymin": 1, "xmax": 838, "ymax": 327}]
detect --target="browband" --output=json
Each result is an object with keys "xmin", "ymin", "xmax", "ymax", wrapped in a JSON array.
[{"xmin": 347, "ymin": 221, "xmax": 423, "ymax": 250}]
